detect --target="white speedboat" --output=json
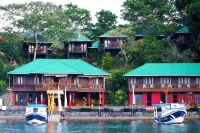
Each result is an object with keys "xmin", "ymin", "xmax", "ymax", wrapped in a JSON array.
[
  {"xmin": 153, "ymin": 103, "xmax": 187, "ymax": 124},
  {"xmin": 25, "ymin": 104, "xmax": 47, "ymax": 124}
]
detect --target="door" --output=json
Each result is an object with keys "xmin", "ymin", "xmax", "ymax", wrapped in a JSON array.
[
  {"xmin": 147, "ymin": 92, "xmax": 152, "ymax": 106},
  {"xmin": 173, "ymin": 92, "xmax": 178, "ymax": 103}
]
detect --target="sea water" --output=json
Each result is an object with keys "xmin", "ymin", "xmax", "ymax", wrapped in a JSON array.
[{"xmin": 0, "ymin": 119, "xmax": 200, "ymax": 133}]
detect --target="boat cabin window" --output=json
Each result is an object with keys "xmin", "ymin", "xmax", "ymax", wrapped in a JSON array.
[
  {"xmin": 33, "ymin": 108, "xmax": 38, "ymax": 113},
  {"xmin": 26, "ymin": 109, "xmax": 32, "ymax": 113},
  {"xmin": 165, "ymin": 104, "xmax": 171, "ymax": 109}
]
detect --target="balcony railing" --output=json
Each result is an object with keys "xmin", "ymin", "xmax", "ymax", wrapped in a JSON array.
[
  {"xmin": 29, "ymin": 48, "xmax": 47, "ymax": 53},
  {"xmin": 69, "ymin": 47, "xmax": 86, "ymax": 52},
  {"xmin": 13, "ymin": 83, "xmax": 104, "ymax": 90},
  {"xmin": 103, "ymin": 43, "xmax": 120, "ymax": 48},
  {"xmin": 130, "ymin": 84, "xmax": 200, "ymax": 90}
]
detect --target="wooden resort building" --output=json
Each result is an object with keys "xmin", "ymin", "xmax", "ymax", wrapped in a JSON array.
[
  {"xmin": 98, "ymin": 29, "xmax": 128, "ymax": 55},
  {"xmin": 24, "ymin": 34, "xmax": 52, "ymax": 59},
  {"xmin": 64, "ymin": 34, "xmax": 92, "ymax": 59},
  {"xmin": 7, "ymin": 59, "xmax": 110, "ymax": 107},
  {"xmin": 124, "ymin": 63, "xmax": 200, "ymax": 106},
  {"xmin": 170, "ymin": 26, "xmax": 194, "ymax": 49}
]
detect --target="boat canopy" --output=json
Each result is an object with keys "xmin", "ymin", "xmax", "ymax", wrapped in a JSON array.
[
  {"xmin": 153, "ymin": 104, "xmax": 167, "ymax": 107},
  {"xmin": 27, "ymin": 104, "xmax": 46, "ymax": 108}
]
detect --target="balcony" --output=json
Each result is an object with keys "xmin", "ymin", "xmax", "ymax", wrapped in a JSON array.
[
  {"xmin": 13, "ymin": 83, "xmax": 104, "ymax": 92},
  {"xmin": 69, "ymin": 47, "xmax": 86, "ymax": 52},
  {"xmin": 129, "ymin": 84, "xmax": 200, "ymax": 92},
  {"xmin": 29, "ymin": 48, "xmax": 47, "ymax": 54},
  {"xmin": 103, "ymin": 43, "xmax": 120, "ymax": 49}
]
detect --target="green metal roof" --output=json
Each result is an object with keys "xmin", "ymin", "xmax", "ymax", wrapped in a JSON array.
[
  {"xmin": 99, "ymin": 29, "xmax": 128, "ymax": 38},
  {"xmin": 25, "ymin": 34, "xmax": 52, "ymax": 43},
  {"xmin": 89, "ymin": 41, "xmax": 98, "ymax": 49},
  {"xmin": 123, "ymin": 63, "xmax": 200, "ymax": 76},
  {"xmin": 68, "ymin": 34, "xmax": 91, "ymax": 42},
  {"xmin": 176, "ymin": 26, "xmax": 191, "ymax": 33},
  {"xmin": 8, "ymin": 59, "xmax": 110, "ymax": 76}
]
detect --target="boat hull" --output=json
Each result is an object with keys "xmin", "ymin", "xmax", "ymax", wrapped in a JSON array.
[
  {"xmin": 26, "ymin": 114, "xmax": 47, "ymax": 124},
  {"xmin": 155, "ymin": 110, "xmax": 186, "ymax": 124}
]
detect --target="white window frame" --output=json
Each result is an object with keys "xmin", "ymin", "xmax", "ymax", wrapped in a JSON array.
[
  {"xmin": 131, "ymin": 77, "xmax": 136, "ymax": 84},
  {"xmin": 17, "ymin": 76, "xmax": 24, "ymax": 84}
]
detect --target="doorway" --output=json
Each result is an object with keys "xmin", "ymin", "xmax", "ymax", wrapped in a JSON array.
[{"xmin": 147, "ymin": 92, "xmax": 152, "ymax": 106}]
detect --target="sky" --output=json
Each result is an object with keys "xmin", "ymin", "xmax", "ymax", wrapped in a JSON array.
[{"xmin": 0, "ymin": 0, "xmax": 127, "ymax": 25}]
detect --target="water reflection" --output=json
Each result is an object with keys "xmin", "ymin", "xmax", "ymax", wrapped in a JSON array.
[{"xmin": 0, "ymin": 119, "xmax": 200, "ymax": 133}]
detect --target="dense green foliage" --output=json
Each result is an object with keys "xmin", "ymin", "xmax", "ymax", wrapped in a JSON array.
[
  {"xmin": 121, "ymin": 0, "xmax": 178, "ymax": 34},
  {"xmin": 102, "ymin": 52, "xmax": 113, "ymax": 70},
  {"xmin": 0, "ymin": 80, "xmax": 7, "ymax": 95},
  {"xmin": 105, "ymin": 68, "xmax": 130, "ymax": 106},
  {"xmin": 86, "ymin": 10, "xmax": 118, "ymax": 41}
]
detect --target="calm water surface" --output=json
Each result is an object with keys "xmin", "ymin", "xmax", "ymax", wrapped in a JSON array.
[{"xmin": 0, "ymin": 119, "xmax": 200, "ymax": 133}]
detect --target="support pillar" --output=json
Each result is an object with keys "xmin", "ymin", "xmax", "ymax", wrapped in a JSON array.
[
  {"xmin": 143, "ymin": 92, "xmax": 147, "ymax": 106},
  {"xmin": 101, "ymin": 92, "xmax": 105, "ymax": 106},
  {"xmin": 40, "ymin": 92, "xmax": 43, "ymax": 104},
  {"xmin": 69, "ymin": 92, "xmax": 72, "ymax": 108},
  {"xmin": 129, "ymin": 91, "xmax": 133, "ymax": 106},
  {"xmin": 87, "ymin": 92, "xmax": 90, "ymax": 106},
  {"xmin": 26, "ymin": 92, "xmax": 29, "ymax": 104},
  {"xmin": 185, "ymin": 92, "xmax": 188, "ymax": 104},
  {"xmin": 178, "ymin": 92, "xmax": 181, "ymax": 103},
  {"xmin": 12, "ymin": 92, "xmax": 16, "ymax": 105},
  {"xmin": 170, "ymin": 92, "xmax": 173, "ymax": 103}
]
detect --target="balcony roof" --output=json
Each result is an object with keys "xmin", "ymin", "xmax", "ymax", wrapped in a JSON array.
[
  {"xmin": 99, "ymin": 29, "xmax": 128, "ymax": 38},
  {"xmin": 175, "ymin": 26, "xmax": 191, "ymax": 34},
  {"xmin": 89, "ymin": 41, "xmax": 98, "ymax": 49},
  {"xmin": 24, "ymin": 34, "xmax": 52, "ymax": 43},
  {"xmin": 124, "ymin": 63, "xmax": 200, "ymax": 76},
  {"xmin": 8, "ymin": 59, "xmax": 110, "ymax": 76},
  {"xmin": 66, "ymin": 34, "xmax": 91, "ymax": 42}
]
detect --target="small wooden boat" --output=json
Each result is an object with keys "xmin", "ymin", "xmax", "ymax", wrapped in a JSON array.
[
  {"xmin": 153, "ymin": 103, "xmax": 187, "ymax": 124},
  {"xmin": 25, "ymin": 104, "xmax": 47, "ymax": 124}
]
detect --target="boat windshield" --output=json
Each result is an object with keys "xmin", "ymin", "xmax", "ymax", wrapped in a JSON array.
[{"xmin": 33, "ymin": 108, "xmax": 38, "ymax": 113}]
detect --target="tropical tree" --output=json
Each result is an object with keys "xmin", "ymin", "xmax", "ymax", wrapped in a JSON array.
[
  {"xmin": 121, "ymin": 0, "xmax": 179, "ymax": 34},
  {"xmin": 0, "ymin": 2, "xmax": 92, "ymax": 60},
  {"xmin": 0, "ymin": 28, "xmax": 23, "ymax": 62},
  {"xmin": 0, "ymin": 1, "xmax": 58, "ymax": 60}
]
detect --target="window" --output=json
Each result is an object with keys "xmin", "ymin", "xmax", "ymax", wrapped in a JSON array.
[
  {"xmin": 61, "ymin": 77, "xmax": 67, "ymax": 84},
  {"xmin": 33, "ymin": 108, "xmax": 38, "ymax": 113},
  {"xmin": 143, "ymin": 77, "xmax": 153, "ymax": 84},
  {"xmin": 34, "ymin": 76, "xmax": 40, "ymax": 84},
  {"xmin": 178, "ymin": 77, "xmax": 190, "ymax": 84},
  {"xmin": 135, "ymin": 93, "xmax": 143, "ymax": 104},
  {"xmin": 196, "ymin": 77, "xmax": 200, "ymax": 84},
  {"xmin": 130, "ymin": 77, "xmax": 136, "ymax": 84},
  {"xmin": 93, "ymin": 78, "xmax": 99, "ymax": 85},
  {"xmin": 160, "ymin": 77, "xmax": 172, "ymax": 84},
  {"xmin": 45, "ymin": 77, "xmax": 51, "ymax": 83},
  {"xmin": 17, "ymin": 76, "xmax": 24, "ymax": 84},
  {"xmin": 84, "ymin": 44, "xmax": 87, "ymax": 51},
  {"xmin": 69, "ymin": 44, "xmax": 72, "ymax": 51},
  {"xmin": 194, "ymin": 93, "xmax": 199, "ymax": 104},
  {"xmin": 16, "ymin": 93, "xmax": 26, "ymax": 104},
  {"xmin": 73, "ymin": 77, "xmax": 80, "ymax": 85}
]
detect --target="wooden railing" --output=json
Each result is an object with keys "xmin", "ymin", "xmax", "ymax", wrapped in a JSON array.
[
  {"xmin": 103, "ymin": 43, "xmax": 120, "ymax": 48},
  {"xmin": 29, "ymin": 48, "xmax": 47, "ymax": 53},
  {"xmin": 69, "ymin": 47, "xmax": 86, "ymax": 52},
  {"xmin": 130, "ymin": 84, "xmax": 200, "ymax": 90},
  {"xmin": 14, "ymin": 83, "xmax": 104, "ymax": 90}
]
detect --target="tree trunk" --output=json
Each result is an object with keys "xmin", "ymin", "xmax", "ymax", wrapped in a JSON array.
[
  {"xmin": 120, "ymin": 45, "xmax": 128, "ymax": 67},
  {"xmin": 33, "ymin": 32, "xmax": 38, "ymax": 60}
]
